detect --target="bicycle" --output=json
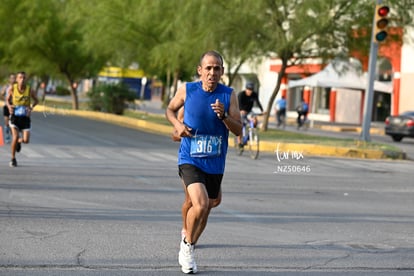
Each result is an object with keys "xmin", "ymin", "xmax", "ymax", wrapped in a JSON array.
[
  {"xmin": 234, "ymin": 112, "xmax": 261, "ymax": 159},
  {"xmin": 276, "ymin": 109, "xmax": 286, "ymax": 129},
  {"xmin": 296, "ymin": 113, "xmax": 309, "ymax": 130}
]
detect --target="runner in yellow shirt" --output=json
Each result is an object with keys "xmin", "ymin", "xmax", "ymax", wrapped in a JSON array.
[{"xmin": 6, "ymin": 71, "xmax": 38, "ymax": 167}]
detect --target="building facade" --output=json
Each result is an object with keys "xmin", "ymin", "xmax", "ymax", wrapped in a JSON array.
[{"xmin": 237, "ymin": 27, "xmax": 414, "ymax": 124}]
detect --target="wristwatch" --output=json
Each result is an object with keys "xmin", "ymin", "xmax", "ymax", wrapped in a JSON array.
[{"xmin": 219, "ymin": 111, "xmax": 228, "ymax": 120}]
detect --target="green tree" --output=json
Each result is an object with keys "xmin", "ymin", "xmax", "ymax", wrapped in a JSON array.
[
  {"xmin": 198, "ymin": 1, "xmax": 267, "ymax": 86},
  {"xmin": 2, "ymin": 0, "xmax": 411, "ymax": 118},
  {"xmin": 75, "ymin": 0, "xmax": 195, "ymax": 103},
  {"xmin": 76, "ymin": 0, "xmax": 266, "ymax": 102},
  {"xmin": 0, "ymin": 0, "xmax": 108, "ymax": 109},
  {"xmin": 249, "ymin": 0, "xmax": 414, "ymax": 130}
]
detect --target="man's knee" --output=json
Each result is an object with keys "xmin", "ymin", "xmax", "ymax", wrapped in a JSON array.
[
  {"xmin": 193, "ymin": 202, "xmax": 210, "ymax": 217},
  {"xmin": 22, "ymin": 136, "xmax": 30, "ymax": 144},
  {"xmin": 189, "ymin": 196, "xmax": 209, "ymax": 215}
]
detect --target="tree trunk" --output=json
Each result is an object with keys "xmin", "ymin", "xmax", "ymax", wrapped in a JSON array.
[
  {"xmin": 172, "ymin": 69, "xmax": 180, "ymax": 97},
  {"xmin": 63, "ymin": 73, "xmax": 79, "ymax": 110},
  {"xmin": 70, "ymin": 84, "xmax": 79, "ymax": 110},
  {"xmin": 261, "ymin": 60, "xmax": 288, "ymax": 131}
]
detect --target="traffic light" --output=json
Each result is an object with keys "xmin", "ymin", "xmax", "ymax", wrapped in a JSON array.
[{"xmin": 373, "ymin": 5, "xmax": 390, "ymax": 43}]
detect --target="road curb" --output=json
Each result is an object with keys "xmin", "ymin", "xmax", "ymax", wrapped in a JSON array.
[
  {"xmin": 316, "ymin": 124, "xmax": 385, "ymax": 135},
  {"xmin": 258, "ymin": 141, "xmax": 405, "ymax": 160},
  {"xmin": 39, "ymin": 105, "xmax": 173, "ymax": 136},
  {"xmin": 31, "ymin": 103, "xmax": 405, "ymax": 160}
]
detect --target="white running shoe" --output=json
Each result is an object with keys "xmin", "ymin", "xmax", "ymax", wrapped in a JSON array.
[
  {"xmin": 178, "ymin": 239, "xmax": 197, "ymax": 274},
  {"xmin": 9, "ymin": 158, "xmax": 17, "ymax": 167}
]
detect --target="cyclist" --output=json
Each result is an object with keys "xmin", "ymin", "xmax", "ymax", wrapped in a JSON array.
[
  {"xmin": 275, "ymin": 95, "xmax": 287, "ymax": 128},
  {"xmin": 237, "ymin": 82, "xmax": 265, "ymax": 148},
  {"xmin": 296, "ymin": 99, "xmax": 309, "ymax": 129}
]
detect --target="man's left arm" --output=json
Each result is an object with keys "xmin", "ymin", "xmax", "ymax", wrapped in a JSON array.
[{"xmin": 222, "ymin": 91, "xmax": 242, "ymax": 136}]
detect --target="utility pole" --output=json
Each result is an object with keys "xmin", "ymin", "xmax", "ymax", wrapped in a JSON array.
[{"xmin": 360, "ymin": 0, "xmax": 389, "ymax": 141}]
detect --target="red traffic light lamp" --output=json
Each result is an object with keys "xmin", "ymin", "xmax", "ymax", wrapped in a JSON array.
[
  {"xmin": 377, "ymin": 5, "xmax": 389, "ymax": 17},
  {"xmin": 374, "ymin": 5, "xmax": 390, "ymax": 43}
]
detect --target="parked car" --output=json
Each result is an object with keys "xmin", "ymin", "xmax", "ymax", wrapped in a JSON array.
[{"xmin": 385, "ymin": 111, "xmax": 414, "ymax": 142}]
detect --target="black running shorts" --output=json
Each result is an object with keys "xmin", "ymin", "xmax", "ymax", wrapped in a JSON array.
[
  {"xmin": 178, "ymin": 164, "xmax": 223, "ymax": 199},
  {"xmin": 10, "ymin": 115, "xmax": 31, "ymax": 131}
]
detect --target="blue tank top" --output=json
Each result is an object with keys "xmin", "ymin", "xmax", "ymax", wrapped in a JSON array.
[{"xmin": 178, "ymin": 81, "xmax": 232, "ymax": 174}]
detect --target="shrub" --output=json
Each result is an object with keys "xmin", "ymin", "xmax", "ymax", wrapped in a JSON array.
[
  {"xmin": 55, "ymin": 85, "xmax": 71, "ymax": 96},
  {"xmin": 88, "ymin": 83, "xmax": 136, "ymax": 115}
]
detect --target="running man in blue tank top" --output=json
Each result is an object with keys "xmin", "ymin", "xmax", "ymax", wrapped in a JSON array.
[{"xmin": 166, "ymin": 50, "xmax": 242, "ymax": 274}]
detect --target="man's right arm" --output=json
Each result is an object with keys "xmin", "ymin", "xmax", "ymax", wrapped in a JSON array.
[
  {"xmin": 165, "ymin": 85, "xmax": 192, "ymax": 138},
  {"xmin": 222, "ymin": 91, "xmax": 242, "ymax": 136}
]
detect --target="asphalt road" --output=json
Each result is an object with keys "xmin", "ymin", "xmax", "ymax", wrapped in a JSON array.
[{"xmin": 0, "ymin": 113, "xmax": 413, "ymax": 275}]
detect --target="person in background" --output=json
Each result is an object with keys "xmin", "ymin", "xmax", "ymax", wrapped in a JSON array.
[
  {"xmin": 1, "ymin": 73, "xmax": 16, "ymax": 144},
  {"xmin": 236, "ymin": 82, "xmax": 265, "ymax": 147},
  {"xmin": 296, "ymin": 98, "xmax": 309, "ymax": 129},
  {"xmin": 6, "ymin": 71, "xmax": 38, "ymax": 167},
  {"xmin": 275, "ymin": 95, "xmax": 287, "ymax": 128},
  {"xmin": 37, "ymin": 81, "xmax": 46, "ymax": 103},
  {"xmin": 166, "ymin": 50, "xmax": 242, "ymax": 274}
]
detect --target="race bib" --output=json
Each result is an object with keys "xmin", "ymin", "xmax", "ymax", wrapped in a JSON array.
[
  {"xmin": 14, "ymin": 106, "xmax": 28, "ymax": 117},
  {"xmin": 190, "ymin": 135, "xmax": 222, "ymax": 158}
]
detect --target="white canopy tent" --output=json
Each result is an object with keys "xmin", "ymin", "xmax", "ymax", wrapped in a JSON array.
[{"xmin": 288, "ymin": 60, "xmax": 393, "ymax": 93}]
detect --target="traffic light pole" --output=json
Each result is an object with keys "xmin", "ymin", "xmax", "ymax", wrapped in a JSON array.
[
  {"xmin": 360, "ymin": 0, "xmax": 383, "ymax": 142},
  {"xmin": 360, "ymin": 41, "xmax": 378, "ymax": 142}
]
